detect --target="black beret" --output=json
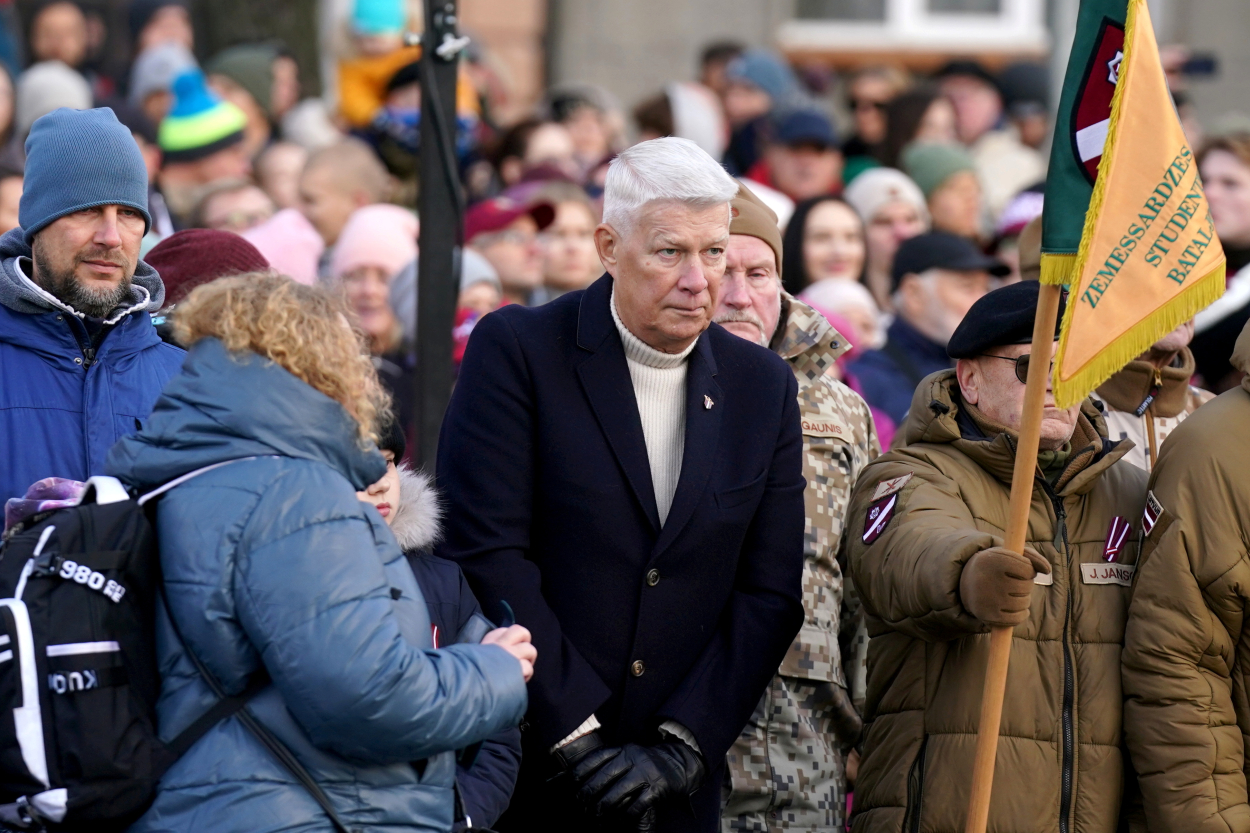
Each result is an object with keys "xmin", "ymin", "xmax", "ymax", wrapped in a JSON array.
[{"xmin": 947, "ymin": 280, "xmax": 1066, "ymax": 359}]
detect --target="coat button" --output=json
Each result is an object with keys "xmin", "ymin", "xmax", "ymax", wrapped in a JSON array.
[
  {"xmin": 73, "ymin": 357, "xmax": 82, "ymax": 364},
  {"xmin": 631, "ymin": 660, "xmax": 645, "ymax": 677},
  {"xmin": 646, "ymin": 569, "xmax": 660, "ymax": 587}
]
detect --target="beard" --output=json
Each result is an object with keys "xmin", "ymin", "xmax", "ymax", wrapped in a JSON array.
[
  {"xmin": 714, "ymin": 309, "xmax": 770, "ymax": 346},
  {"xmin": 32, "ymin": 237, "xmax": 135, "ymax": 319}
]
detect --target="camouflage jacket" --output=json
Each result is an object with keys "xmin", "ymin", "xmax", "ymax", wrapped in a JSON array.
[
  {"xmin": 772, "ymin": 294, "xmax": 880, "ymax": 701},
  {"xmin": 722, "ymin": 295, "xmax": 881, "ymax": 832}
]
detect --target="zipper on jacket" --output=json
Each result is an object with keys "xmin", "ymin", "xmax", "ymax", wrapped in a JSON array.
[
  {"xmin": 1044, "ymin": 482, "xmax": 1075, "ymax": 833},
  {"xmin": 905, "ymin": 734, "xmax": 929, "ymax": 833},
  {"xmin": 1132, "ymin": 368, "xmax": 1163, "ymax": 417},
  {"xmin": 80, "ymin": 346, "xmax": 96, "ymax": 369}
]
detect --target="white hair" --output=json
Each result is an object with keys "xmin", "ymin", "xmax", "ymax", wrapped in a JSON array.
[{"xmin": 602, "ymin": 136, "xmax": 738, "ymax": 236}]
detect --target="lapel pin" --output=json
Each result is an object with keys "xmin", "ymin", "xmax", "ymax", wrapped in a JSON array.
[{"xmin": 704, "ymin": 395, "xmax": 714, "ymax": 410}]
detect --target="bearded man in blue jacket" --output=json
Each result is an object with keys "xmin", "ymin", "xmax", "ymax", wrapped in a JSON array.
[{"xmin": 0, "ymin": 107, "xmax": 183, "ymax": 502}]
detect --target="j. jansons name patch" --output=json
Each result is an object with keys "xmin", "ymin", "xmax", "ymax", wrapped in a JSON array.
[{"xmin": 1081, "ymin": 562, "xmax": 1136, "ymax": 587}]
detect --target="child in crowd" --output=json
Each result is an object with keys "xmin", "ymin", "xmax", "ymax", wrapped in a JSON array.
[{"xmin": 357, "ymin": 419, "xmax": 523, "ymax": 832}]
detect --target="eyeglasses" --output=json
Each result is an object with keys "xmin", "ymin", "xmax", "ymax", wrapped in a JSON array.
[{"xmin": 982, "ymin": 353, "xmax": 1053, "ymax": 385}]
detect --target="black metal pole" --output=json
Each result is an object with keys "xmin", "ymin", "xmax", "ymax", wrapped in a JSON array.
[{"xmin": 414, "ymin": 0, "xmax": 464, "ymax": 470}]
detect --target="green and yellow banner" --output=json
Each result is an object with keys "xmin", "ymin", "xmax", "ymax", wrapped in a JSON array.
[{"xmin": 1042, "ymin": 0, "xmax": 1226, "ymax": 407}]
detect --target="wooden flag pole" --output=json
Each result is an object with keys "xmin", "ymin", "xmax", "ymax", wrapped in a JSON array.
[{"xmin": 964, "ymin": 282, "xmax": 1064, "ymax": 833}]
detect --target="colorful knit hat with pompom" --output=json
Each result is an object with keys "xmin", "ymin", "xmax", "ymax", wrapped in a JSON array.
[{"xmin": 158, "ymin": 68, "xmax": 247, "ymax": 163}]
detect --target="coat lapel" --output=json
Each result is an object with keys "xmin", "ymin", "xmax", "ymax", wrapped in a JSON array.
[
  {"xmin": 653, "ymin": 332, "xmax": 722, "ymax": 557},
  {"xmin": 575, "ymin": 276, "xmax": 661, "ymax": 532}
]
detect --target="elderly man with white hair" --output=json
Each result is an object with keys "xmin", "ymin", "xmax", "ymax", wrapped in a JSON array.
[
  {"xmin": 436, "ymin": 137, "xmax": 806, "ymax": 832},
  {"xmin": 714, "ymin": 184, "xmax": 880, "ymax": 832}
]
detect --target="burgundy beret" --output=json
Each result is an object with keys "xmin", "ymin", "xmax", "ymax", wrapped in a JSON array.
[{"xmin": 147, "ymin": 228, "xmax": 270, "ymax": 307}]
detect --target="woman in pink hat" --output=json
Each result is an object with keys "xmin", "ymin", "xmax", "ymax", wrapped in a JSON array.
[{"xmin": 331, "ymin": 202, "xmax": 419, "ymax": 425}]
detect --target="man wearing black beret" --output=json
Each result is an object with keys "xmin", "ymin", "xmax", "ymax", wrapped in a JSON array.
[{"xmin": 840, "ymin": 280, "xmax": 1149, "ymax": 831}]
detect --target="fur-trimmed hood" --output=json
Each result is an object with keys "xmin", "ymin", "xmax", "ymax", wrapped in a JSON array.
[{"xmin": 390, "ymin": 464, "xmax": 443, "ymax": 552}]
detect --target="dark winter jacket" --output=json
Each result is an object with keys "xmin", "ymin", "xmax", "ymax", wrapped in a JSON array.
[
  {"xmin": 846, "ymin": 316, "xmax": 954, "ymax": 426},
  {"xmin": 845, "ymin": 371, "xmax": 1147, "ymax": 833},
  {"xmin": 391, "ymin": 466, "xmax": 523, "ymax": 831},
  {"xmin": 436, "ymin": 274, "xmax": 806, "ymax": 832},
  {"xmin": 107, "ymin": 336, "xmax": 528, "ymax": 833},
  {"xmin": 0, "ymin": 226, "xmax": 183, "ymax": 503}
]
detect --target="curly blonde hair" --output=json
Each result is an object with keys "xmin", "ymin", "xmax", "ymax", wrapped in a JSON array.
[{"xmin": 173, "ymin": 274, "xmax": 391, "ymax": 443}]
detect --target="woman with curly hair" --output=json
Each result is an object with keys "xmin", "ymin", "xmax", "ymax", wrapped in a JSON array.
[{"xmin": 107, "ymin": 274, "xmax": 535, "ymax": 833}]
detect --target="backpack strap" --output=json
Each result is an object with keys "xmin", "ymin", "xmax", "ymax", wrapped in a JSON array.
[
  {"xmin": 146, "ymin": 456, "xmax": 361, "ymax": 833},
  {"xmin": 163, "ymin": 668, "xmax": 271, "ymax": 758},
  {"xmin": 159, "ymin": 595, "xmax": 361, "ymax": 833},
  {"xmin": 136, "ymin": 457, "xmax": 267, "ymax": 506}
]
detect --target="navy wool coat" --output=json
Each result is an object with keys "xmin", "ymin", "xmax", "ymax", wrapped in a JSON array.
[{"xmin": 435, "ymin": 275, "xmax": 806, "ymax": 832}]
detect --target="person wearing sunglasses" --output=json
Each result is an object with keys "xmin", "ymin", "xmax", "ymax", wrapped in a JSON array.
[{"xmin": 843, "ymin": 280, "xmax": 1149, "ymax": 832}]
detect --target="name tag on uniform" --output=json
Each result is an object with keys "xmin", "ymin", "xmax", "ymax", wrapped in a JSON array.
[
  {"xmin": 802, "ymin": 419, "xmax": 848, "ymax": 439},
  {"xmin": 1034, "ymin": 571, "xmax": 1054, "ymax": 586},
  {"xmin": 1080, "ymin": 562, "xmax": 1136, "ymax": 587}
]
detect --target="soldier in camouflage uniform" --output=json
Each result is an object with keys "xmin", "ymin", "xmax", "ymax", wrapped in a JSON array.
[{"xmin": 714, "ymin": 184, "xmax": 881, "ymax": 832}]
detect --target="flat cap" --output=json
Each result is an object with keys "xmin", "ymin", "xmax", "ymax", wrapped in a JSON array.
[
  {"xmin": 947, "ymin": 280, "xmax": 1066, "ymax": 359},
  {"xmin": 892, "ymin": 231, "xmax": 1009, "ymax": 292}
]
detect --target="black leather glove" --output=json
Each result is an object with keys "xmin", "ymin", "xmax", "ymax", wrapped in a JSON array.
[
  {"xmin": 575, "ymin": 742, "xmax": 706, "ymax": 823},
  {"xmin": 551, "ymin": 730, "xmax": 619, "ymax": 787}
]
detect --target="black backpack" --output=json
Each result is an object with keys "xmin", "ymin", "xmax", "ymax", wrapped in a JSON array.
[{"xmin": 0, "ymin": 467, "xmax": 359, "ymax": 832}]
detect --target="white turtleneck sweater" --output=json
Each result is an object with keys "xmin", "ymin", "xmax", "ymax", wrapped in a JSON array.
[
  {"xmin": 552, "ymin": 290, "xmax": 702, "ymax": 755},
  {"xmin": 610, "ymin": 289, "xmax": 696, "ymax": 526}
]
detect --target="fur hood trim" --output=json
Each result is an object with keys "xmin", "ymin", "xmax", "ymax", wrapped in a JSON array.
[{"xmin": 389, "ymin": 464, "xmax": 443, "ymax": 552}]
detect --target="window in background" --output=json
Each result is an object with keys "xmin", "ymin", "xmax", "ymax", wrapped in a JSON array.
[
  {"xmin": 796, "ymin": 0, "xmax": 887, "ymax": 21},
  {"xmin": 779, "ymin": 0, "xmax": 1046, "ymax": 62},
  {"xmin": 928, "ymin": 0, "xmax": 1003, "ymax": 12}
]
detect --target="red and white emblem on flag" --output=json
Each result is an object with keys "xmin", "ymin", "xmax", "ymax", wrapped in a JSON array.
[
  {"xmin": 862, "ymin": 494, "xmax": 898, "ymax": 545},
  {"xmin": 1072, "ymin": 18, "xmax": 1126, "ymax": 184},
  {"xmin": 1104, "ymin": 516, "xmax": 1131, "ymax": 562}
]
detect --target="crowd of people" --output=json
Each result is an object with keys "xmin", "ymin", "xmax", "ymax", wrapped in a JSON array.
[{"xmin": 4, "ymin": 1, "xmax": 1250, "ymax": 832}]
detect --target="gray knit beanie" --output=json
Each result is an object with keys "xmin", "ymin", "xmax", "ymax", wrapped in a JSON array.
[
  {"xmin": 16, "ymin": 61, "xmax": 91, "ymax": 137},
  {"xmin": 20, "ymin": 108, "xmax": 152, "ymax": 244}
]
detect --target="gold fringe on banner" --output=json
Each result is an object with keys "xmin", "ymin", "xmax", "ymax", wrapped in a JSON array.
[
  {"xmin": 1046, "ymin": 0, "xmax": 1224, "ymax": 408},
  {"xmin": 1039, "ymin": 253, "xmax": 1077, "ymax": 286},
  {"xmin": 1052, "ymin": 261, "xmax": 1225, "ymax": 408}
]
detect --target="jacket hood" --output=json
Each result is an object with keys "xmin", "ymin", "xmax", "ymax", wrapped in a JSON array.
[
  {"xmin": 773, "ymin": 293, "xmax": 851, "ymax": 374},
  {"xmin": 0, "ymin": 226, "xmax": 165, "ymax": 324},
  {"xmin": 897, "ymin": 369, "xmax": 1131, "ymax": 496},
  {"xmin": 1095, "ymin": 346, "xmax": 1198, "ymax": 418},
  {"xmin": 389, "ymin": 464, "xmax": 443, "ymax": 552},
  {"xmin": 106, "ymin": 336, "xmax": 385, "ymax": 491}
]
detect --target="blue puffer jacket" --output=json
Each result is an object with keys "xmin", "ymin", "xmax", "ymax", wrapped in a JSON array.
[
  {"xmin": 106, "ymin": 337, "xmax": 529, "ymax": 833},
  {"xmin": 0, "ymin": 226, "xmax": 183, "ymax": 503}
]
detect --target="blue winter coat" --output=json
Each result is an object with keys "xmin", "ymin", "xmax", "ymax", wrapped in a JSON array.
[
  {"xmin": 106, "ymin": 337, "xmax": 528, "ymax": 833},
  {"xmin": 846, "ymin": 316, "xmax": 955, "ymax": 426},
  {"xmin": 0, "ymin": 227, "xmax": 183, "ymax": 503}
]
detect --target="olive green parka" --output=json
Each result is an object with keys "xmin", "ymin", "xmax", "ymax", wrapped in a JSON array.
[
  {"xmin": 845, "ymin": 370, "xmax": 1148, "ymax": 833},
  {"xmin": 1122, "ymin": 322, "xmax": 1250, "ymax": 833}
]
